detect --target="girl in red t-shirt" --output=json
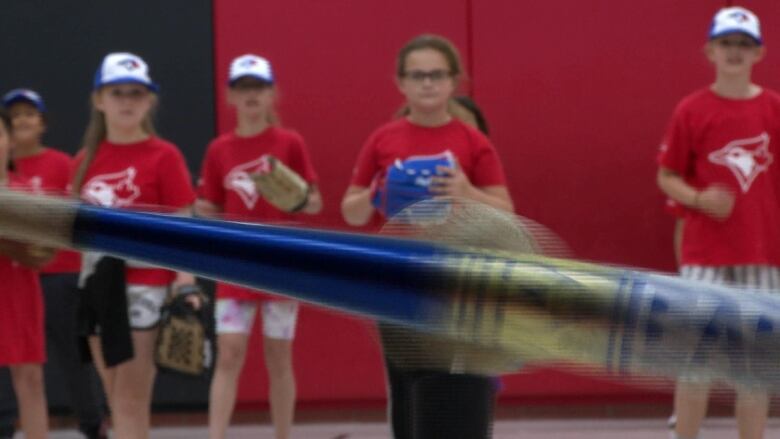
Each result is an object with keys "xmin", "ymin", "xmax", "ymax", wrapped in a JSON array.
[
  {"xmin": 70, "ymin": 52, "xmax": 197, "ymax": 439},
  {"xmin": 196, "ymin": 54, "xmax": 322, "ymax": 439},
  {"xmin": 1, "ymin": 88, "xmax": 107, "ymax": 438},
  {"xmin": 657, "ymin": 7, "xmax": 780, "ymax": 439},
  {"xmin": 341, "ymin": 35, "xmax": 513, "ymax": 439},
  {"xmin": 0, "ymin": 108, "xmax": 53, "ymax": 439}
]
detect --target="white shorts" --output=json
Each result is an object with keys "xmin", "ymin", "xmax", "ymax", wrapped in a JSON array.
[
  {"xmin": 127, "ymin": 284, "xmax": 169, "ymax": 330},
  {"xmin": 677, "ymin": 265, "xmax": 779, "ymax": 386},
  {"xmin": 215, "ymin": 298, "xmax": 298, "ymax": 340},
  {"xmin": 680, "ymin": 265, "xmax": 780, "ymax": 290}
]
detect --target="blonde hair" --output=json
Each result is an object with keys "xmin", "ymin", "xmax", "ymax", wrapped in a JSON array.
[{"xmin": 71, "ymin": 94, "xmax": 157, "ymax": 196}]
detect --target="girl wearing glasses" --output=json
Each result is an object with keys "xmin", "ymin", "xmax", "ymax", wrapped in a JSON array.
[
  {"xmin": 341, "ymin": 34, "xmax": 513, "ymax": 439},
  {"xmin": 657, "ymin": 7, "xmax": 780, "ymax": 439},
  {"xmin": 71, "ymin": 52, "xmax": 197, "ymax": 439}
]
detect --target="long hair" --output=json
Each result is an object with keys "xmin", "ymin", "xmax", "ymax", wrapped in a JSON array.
[{"xmin": 71, "ymin": 95, "xmax": 157, "ymax": 196}]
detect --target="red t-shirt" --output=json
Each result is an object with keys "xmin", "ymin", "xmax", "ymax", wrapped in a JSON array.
[
  {"xmin": 658, "ymin": 88, "xmax": 780, "ymax": 266},
  {"xmin": 198, "ymin": 126, "xmax": 319, "ymax": 301},
  {"xmin": 14, "ymin": 148, "xmax": 81, "ymax": 273},
  {"xmin": 73, "ymin": 137, "xmax": 196, "ymax": 285},
  {"xmin": 350, "ymin": 118, "xmax": 508, "ymax": 227},
  {"xmin": 0, "ymin": 172, "xmax": 44, "ymax": 365}
]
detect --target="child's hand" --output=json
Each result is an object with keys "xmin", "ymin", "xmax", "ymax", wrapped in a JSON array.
[
  {"xmin": 430, "ymin": 163, "xmax": 474, "ymax": 198},
  {"xmin": 696, "ymin": 185, "xmax": 735, "ymax": 221},
  {"xmin": 16, "ymin": 244, "xmax": 55, "ymax": 269},
  {"xmin": 174, "ymin": 284, "xmax": 207, "ymax": 311}
]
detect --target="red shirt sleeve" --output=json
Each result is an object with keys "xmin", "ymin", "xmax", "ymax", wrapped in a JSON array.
[
  {"xmin": 657, "ymin": 103, "xmax": 693, "ymax": 175},
  {"xmin": 349, "ymin": 131, "xmax": 381, "ymax": 187},
  {"xmin": 158, "ymin": 146, "xmax": 195, "ymax": 209},
  {"xmin": 288, "ymin": 133, "xmax": 319, "ymax": 185},
  {"xmin": 469, "ymin": 132, "xmax": 507, "ymax": 187},
  {"xmin": 197, "ymin": 143, "xmax": 225, "ymax": 206}
]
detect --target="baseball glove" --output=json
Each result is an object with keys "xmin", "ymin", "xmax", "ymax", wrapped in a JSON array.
[
  {"xmin": 372, "ymin": 151, "xmax": 455, "ymax": 218},
  {"xmin": 251, "ymin": 155, "xmax": 310, "ymax": 212},
  {"xmin": 155, "ymin": 285, "xmax": 212, "ymax": 377}
]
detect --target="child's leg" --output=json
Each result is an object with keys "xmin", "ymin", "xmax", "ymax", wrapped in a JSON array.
[
  {"xmin": 209, "ymin": 299, "xmax": 255, "ymax": 439},
  {"xmin": 673, "ymin": 380, "xmax": 709, "ymax": 439},
  {"xmin": 9, "ymin": 364, "xmax": 47, "ymax": 439},
  {"xmin": 735, "ymin": 388, "xmax": 768, "ymax": 439},
  {"xmin": 89, "ymin": 335, "xmax": 117, "ymax": 400},
  {"xmin": 264, "ymin": 338, "xmax": 295, "ymax": 439},
  {"xmin": 109, "ymin": 329, "xmax": 158, "ymax": 439},
  {"xmin": 209, "ymin": 333, "xmax": 250, "ymax": 439},
  {"xmin": 262, "ymin": 301, "xmax": 298, "ymax": 439},
  {"xmin": 41, "ymin": 273, "xmax": 106, "ymax": 434},
  {"xmin": 732, "ymin": 266, "xmax": 777, "ymax": 439}
]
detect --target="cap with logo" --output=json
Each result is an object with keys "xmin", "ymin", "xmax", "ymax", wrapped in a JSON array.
[
  {"xmin": 709, "ymin": 6, "xmax": 762, "ymax": 45},
  {"xmin": 2, "ymin": 89, "xmax": 46, "ymax": 113},
  {"xmin": 229, "ymin": 54, "xmax": 274, "ymax": 86},
  {"xmin": 93, "ymin": 52, "xmax": 159, "ymax": 91}
]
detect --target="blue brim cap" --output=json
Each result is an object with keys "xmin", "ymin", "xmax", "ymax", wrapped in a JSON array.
[
  {"xmin": 2, "ymin": 89, "xmax": 46, "ymax": 112},
  {"xmin": 709, "ymin": 29, "xmax": 763, "ymax": 46},
  {"xmin": 228, "ymin": 74, "xmax": 274, "ymax": 87}
]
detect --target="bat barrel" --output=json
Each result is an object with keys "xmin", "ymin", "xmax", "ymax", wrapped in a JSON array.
[
  {"xmin": 73, "ymin": 204, "xmax": 454, "ymax": 328},
  {"xmin": 5, "ymin": 189, "xmax": 780, "ymax": 387}
]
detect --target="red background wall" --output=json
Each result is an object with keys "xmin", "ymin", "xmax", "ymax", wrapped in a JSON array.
[{"xmin": 212, "ymin": 0, "xmax": 780, "ymax": 407}]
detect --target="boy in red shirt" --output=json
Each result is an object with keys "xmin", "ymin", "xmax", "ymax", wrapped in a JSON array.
[{"xmin": 657, "ymin": 7, "xmax": 780, "ymax": 439}]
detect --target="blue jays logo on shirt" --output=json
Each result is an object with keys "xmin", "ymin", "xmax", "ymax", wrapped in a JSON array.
[
  {"xmin": 82, "ymin": 167, "xmax": 141, "ymax": 207},
  {"xmin": 224, "ymin": 156, "xmax": 272, "ymax": 209},
  {"xmin": 708, "ymin": 132, "xmax": 773, "ymax": 193},
  {"xmin": 118, "ymin": 58, "xmax": 141, "ymax": 71}
]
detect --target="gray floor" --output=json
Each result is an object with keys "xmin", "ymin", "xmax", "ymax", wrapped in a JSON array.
[{"xmin": 38, "ymin": 418, "xmax": 780, "ymax": 438}]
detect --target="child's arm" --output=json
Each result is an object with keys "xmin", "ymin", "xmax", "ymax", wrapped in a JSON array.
[
  {"xmin": 301, "ymin": 186, "xmax": 323, "ymax": 214},
  {"xmin": 0, "ymin": 239, "xmax": 54, "ymax": 268},
  {"xmin": 657, "ymin": 167, "xmax": 734, "ymax": 220},
  {"xmin": 194, "ymin": 199, "xmax": 223, "ymax": 219},
  {"xmin": 341, "ymin": 185, "xmax": 374, "ymax": 226}
]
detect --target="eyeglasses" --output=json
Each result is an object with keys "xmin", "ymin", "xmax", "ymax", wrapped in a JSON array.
[
  {"xmin": 401, "ymin": 69, "xmax": 453, "ymax": 83},
  {"xmin": 716, "ymin": 39, "xmax": 759, "ymax": 49}
]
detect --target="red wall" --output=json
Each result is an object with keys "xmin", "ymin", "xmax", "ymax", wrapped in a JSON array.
[{"xmin": 213, "ymin": 0, "xmax": 780, "ymax": 407}]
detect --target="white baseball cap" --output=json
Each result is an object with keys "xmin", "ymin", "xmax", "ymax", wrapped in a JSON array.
[
  {"xmin": 709, "ymin": 6, "xmax": 762, "ymax": 45},
  {"xmin": 229, "ymin": 54, "xmax": 274, "ymax": 86},
  {"xmin": 93, "ymin": 52, "xmax": 159, "ymax": 91}
]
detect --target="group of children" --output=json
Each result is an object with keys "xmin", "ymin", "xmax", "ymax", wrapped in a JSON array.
[{"xmin": 0, "ymin": 4, "xmax": 779, "ymax": 439}]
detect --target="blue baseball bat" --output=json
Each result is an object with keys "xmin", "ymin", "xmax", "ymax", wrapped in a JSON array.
[{"xmin": 1, "ymin": 189, "xmax": 779, "ymax": 387}]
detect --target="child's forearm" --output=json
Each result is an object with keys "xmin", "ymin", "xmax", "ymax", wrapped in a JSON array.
[{"xmin": 657, "ymin": 168, "xmax": 700, "ymax": 208}]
